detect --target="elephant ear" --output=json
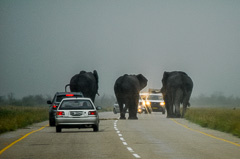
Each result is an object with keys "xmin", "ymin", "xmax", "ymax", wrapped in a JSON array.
[
  {"xmin": 136, "ymin": 74, "xmax": 148, "ymax": 90},
  {"xmin": 93, "ymin": 70, "xmax": 99, "ymax": 84},
  {"xmin": 161, "ymin": 72, "xmax": 170, "ymax": 93},
  {"xmin": 162, "ymin": 71, "xmax": 169, "ymax": 85}
]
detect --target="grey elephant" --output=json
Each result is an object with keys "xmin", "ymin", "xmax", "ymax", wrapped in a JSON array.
[
  {"xmin": 65, "ymin": 70, "xmax": 99, "ymax": 102},
  {"xmin": 160, "ymin": 71, "xmax": 193, "ymax": 118},
  {"xmin": 114, "ymin": 74, "xmax": 148, "ymax": 120}
]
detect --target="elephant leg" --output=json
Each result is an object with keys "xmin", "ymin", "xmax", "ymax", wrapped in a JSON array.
[
  {"xmin": 165, "ymin": 98, "xmax": 171, "ymax": 118},
  {"xmin": 165, "ymin": 101, "xmax": 173, "ymax": 118},
  {"xmin": 168, "ymin": 100, "xmax": 174, "ymax": 118},
  {"xmin": 174, "ymin": 102, "xmax": 181, "ymax": 118},
  {"xmin": 173, "ymin": 99, "xmax": 181, "ymax": 118},
  {"xmin": 164, "ymin": 96, "xmax": 171, "ymax": 118},
  {"xmin": 182, "ymin": 104, "xmax": 187, "ymax": 118},
  {"xmin": 174, "ymin": 89, "xmax": 183, "ymax": 118},
  {"xmin": 182, "ymin": 94, "xmax": 190, "ymax": 118},
  {"xmin": 165, "ymin": 103, "xmax": 170, "ymax": 117},
  {"xmin": 118, "ymin": 100, "xmax": 126, "ymax": 120},
  {"xmin": 128, "ymin": 98, "xmax": 138, "ymax": 120}
]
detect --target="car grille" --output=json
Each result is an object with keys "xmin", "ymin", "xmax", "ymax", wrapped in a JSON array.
[{"xmin": 151, "ymin": 102, "xmax": 160, "ymax": 106}]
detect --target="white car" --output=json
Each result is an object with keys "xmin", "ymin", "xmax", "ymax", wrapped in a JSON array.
[
  {"xmin": 113, "ymin": 101, "xmax": 120, "ymax": 114},
  {"xmin": 145, "ymin": 93, "xmax": 165, "ymax": 114},
  {"xmin": 55, "ymin": 98, "xmax": 101, "ymax": 132}
]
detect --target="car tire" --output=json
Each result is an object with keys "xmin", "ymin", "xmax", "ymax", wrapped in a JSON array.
[
  {"xmin": 56, "ymin": 126, "xmax": 62, "ymax": 133},
  {"xmin": 93, "ymin": 124, "xmax": 99, "ymax": 132},
  {"xmin": 49, "ymin": 118, "xmax": 55, "ymax": 127}
]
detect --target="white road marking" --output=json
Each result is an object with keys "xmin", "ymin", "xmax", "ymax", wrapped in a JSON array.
[
  {"xmin": 114, "ymin": 120, "xmax": 141, "ymax": 158},
  {"xmin": 127, "ymin": 147, "xmax": 134, "ymax": 152},
  {"xmin": 133, "ymin": 154, "xmax": 141, "ymax": 158},
  {"xmin": 120, "ymin": 137, "xmax": 125, "ymax": 141}
]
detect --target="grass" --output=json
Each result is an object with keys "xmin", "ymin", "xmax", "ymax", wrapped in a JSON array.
[
  {"xmin": 0, "ymin": 106, "xmax": 48, "ymax": 134},
  {"xmin": 184, "ymin": 108, "xmax": 240, "ymax": 137}
]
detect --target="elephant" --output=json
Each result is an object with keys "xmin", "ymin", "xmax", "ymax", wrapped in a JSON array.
[
  {"xmin": 114, "ymin": 74, "xmax": 148, "ymax": 120},
  {"xmin": 65, "ymin": 70, "xmax": 99, "ymax": 102},
  {"xmin": 160, "ymin": 71, "xmax": 193, "ymax": 118}
]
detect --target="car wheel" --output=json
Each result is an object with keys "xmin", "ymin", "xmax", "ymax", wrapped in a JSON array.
[
  {"xmin": 93, "ymin": 124, "xmax": 99, "ymax": 132},
  {"xmin": 49, "ymin": 118, "xmax": 55, "ymax": 127},
  {"xmin": 56, "ymin": 126, "xmax": 62, "ymax": 133}
]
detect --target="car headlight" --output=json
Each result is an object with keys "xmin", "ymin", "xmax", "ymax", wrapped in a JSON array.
[
  {"xmin": 142, "ymin": 101, "xmax": 146, "ymax": 106},
  {"xmin": 146, "ymin": 101, "xmax": 151, "ymax": 106},
  {"xmin": 160, "ymin": 102, "xmax": 165, "ymax": 106}
]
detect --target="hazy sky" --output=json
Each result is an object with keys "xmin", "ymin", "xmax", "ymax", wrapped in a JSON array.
[{"xmin": 1, "ymin": 0, "xmax": 240, "ymax": 98}]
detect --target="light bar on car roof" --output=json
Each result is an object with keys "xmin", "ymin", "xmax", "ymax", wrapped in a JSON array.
[{"xmin": 66, "ymin": 94, "xmax": 74, "ymax": 96}]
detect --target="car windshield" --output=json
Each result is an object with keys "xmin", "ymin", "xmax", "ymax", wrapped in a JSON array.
[
  {"xmin": 59, "ymin": 100, "xmax": 94, "ymax": 110},
  {"xmin": 56, "ymin": 95, "xmax": 83, "ymax": 103},
  {"xmin": 148, "ymin": 95, "xmax": 163, "ymax": 100}
]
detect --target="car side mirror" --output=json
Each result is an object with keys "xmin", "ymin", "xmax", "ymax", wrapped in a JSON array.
[
  {"xmin": 96, "ymin": 106, "xmax": 102, "ymax": 110},
  {"xmin": 47, "ymin": 100, "xmax": 52, "ymax": 104}
]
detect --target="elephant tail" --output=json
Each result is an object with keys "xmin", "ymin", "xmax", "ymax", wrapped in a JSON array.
[{"xmin": 65, "ymin": 84, "xmax": 70, "ymax": 92}]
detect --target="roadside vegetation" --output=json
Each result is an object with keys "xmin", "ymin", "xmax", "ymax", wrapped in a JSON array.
[
  {"xmin": 0, "ymin": 106, "xmax": 48, "ymax": 134},
  {"xmin": 185, "ymin": 108, "xmax": 240, "ymax": 138},
  {"xmin": 0, "ymin": 93, "xmax": 49, "ymax": 134},
  {"xmin": 185, "ymin": 92, "xmax": 240, "ymax": 137}
]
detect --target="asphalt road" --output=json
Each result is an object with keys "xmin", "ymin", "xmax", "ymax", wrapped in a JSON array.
[{"xmin": 0, "ymin": 112, "xmax": 240, "ymax": 159}]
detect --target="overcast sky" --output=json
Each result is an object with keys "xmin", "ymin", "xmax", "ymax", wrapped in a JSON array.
[{"xmin": 1, "ymin": 0, "xmax": 240, "ymax": 98}]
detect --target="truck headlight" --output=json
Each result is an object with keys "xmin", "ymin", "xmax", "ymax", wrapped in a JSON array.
[
  {"xmin": 160, "ymin": 102, "xmax": 165, "ymax": 106},
  {"xmin": 146, "ymin": 101, "xmax": 151, "ymax": 106}
]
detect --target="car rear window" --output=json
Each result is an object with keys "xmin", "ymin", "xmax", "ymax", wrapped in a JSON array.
[
  {"xmin": 56, "ymin": 95, "xmax": 83, "ymax": 102},
  {"xmin": 59, "ymin": 100, "xmax": 94, "ymax": 110}
]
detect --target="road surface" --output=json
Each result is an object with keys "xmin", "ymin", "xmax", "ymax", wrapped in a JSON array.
[{"xmin": 0, "ymin": 112, "xmax": 240, "ymax": 159}]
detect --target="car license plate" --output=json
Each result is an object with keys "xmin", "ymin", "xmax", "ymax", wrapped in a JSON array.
[
  {"xmin": 153, "ymin": 107, "xmax": 158, "ymax": 109},
  {"xmin": 70, "ymin": 111, "xmax": 83, "ymax": 116}
]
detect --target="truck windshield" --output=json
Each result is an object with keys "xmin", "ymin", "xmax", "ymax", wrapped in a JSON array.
[{"xmin": 148, "ymin": 95, "xmax": 163, "ymax": 100}]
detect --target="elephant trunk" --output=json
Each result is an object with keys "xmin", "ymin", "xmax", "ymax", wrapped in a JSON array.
[{"xmin": 65, "ymin": 84, "xmax": 70, "ymax": 92}]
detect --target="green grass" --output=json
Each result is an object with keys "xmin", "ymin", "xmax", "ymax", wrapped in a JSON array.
[
  {"xmin": 0, "ymin": 106, "xmax": 48, "ymax": 134},
  {"xmin": 184, "ymin": 108, "xmax": 240, "ymax": 137}
]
